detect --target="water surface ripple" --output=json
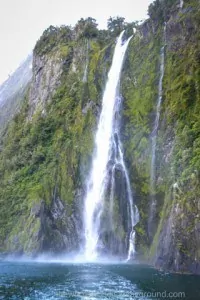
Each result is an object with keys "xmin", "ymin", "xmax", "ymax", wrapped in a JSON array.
[{"xmin": 0, "ymin": 262, "xmax": 199, "ymax": 299}]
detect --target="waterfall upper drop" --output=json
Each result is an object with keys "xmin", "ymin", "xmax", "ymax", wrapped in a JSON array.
[
  {"xmin": 82, "ymin": 40, "xmax": 89, "ymax": 83},
  {"xmin": 83, "ymin": 32, "xmax": 138, "ymax": 261},
  {"xmin": 150, "ymin": 35, "xmax": 165, "ymax": 194},
  {"xmin": 148, "ymin": 25, "xmax": 166, "ymax": 238}
]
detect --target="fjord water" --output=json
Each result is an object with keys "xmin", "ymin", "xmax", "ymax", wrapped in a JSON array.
[
  {"xmin": 84, "ymin": 32, "xmax": 138, "ymax": 261},
  {"xmin": 0, "ymin": 261, "xmax": 200, "ymax": 299}
]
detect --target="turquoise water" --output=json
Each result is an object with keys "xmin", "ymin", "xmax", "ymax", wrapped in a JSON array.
[{"xmin": 0, "ymin": 261, "xmax": 199, "ymax": 299}]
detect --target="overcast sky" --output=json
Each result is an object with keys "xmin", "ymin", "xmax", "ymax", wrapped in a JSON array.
[{"xmin": 0, "ymin": 0, "xmax": 153, "ymax": 84}]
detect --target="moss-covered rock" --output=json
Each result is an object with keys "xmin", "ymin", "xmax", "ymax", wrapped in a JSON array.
[
  {"xmin": 0, "ymin": 24, "xmax": 115, "ymax": 255},
  {"xmin": 121, "ymin": 0, "xmax": 200, "ymax": 273}
]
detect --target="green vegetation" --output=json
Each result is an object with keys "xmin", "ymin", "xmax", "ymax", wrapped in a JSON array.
[
  {"xmin": 74, "ymin": 17, "xmax": 99, "ymax": 39},
  {"xmin": 34, "ymin": 25, "xmax": 72, "ymax": 56},
  {"xmin": 0, "ymin": 0, "xmax": 200, "ymax": 273},
  {"xmin": 121, "ymin": 0, "xmax": 200, "ymax": 271},
  {"xmin": 121, "ymin": 25, "xmax": 163, "ymax": 252},
  {"xmin": 0, "ymin": 22, "xmax": 115, "ymax": 252},
  {"xmin": 148, "ymin": 0, "xmax": 179, "ymax": 23}
]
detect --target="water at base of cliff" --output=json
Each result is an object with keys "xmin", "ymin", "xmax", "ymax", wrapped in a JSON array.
[{"xmin": 0, "ymin": 260, "xmax": 199, "ymax": 299}]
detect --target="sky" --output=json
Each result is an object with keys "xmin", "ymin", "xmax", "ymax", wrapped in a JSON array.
[{"xmin": 0, "ymin": 0, "xmax": 153, "ymax": 85}]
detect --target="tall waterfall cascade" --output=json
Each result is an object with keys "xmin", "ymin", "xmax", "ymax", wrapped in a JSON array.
[
  {"xmin": 83, "ymin": 32, "xmax": 139, "ymax": 261},
  {"xmin": 83, "ymin": 40, "xmax": 89, "ymax": 83},
  {"xmin": 148, "ymin": 25, "xmax": 166, "ymax": 237}
]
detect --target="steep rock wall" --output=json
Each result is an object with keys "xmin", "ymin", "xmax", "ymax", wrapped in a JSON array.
[
  {"xmin": 0, "ymin": 55, "xmax": 32, "ymax": 136},
  {"xmin": 121, "ymin": 0, "xmax": 200, "ymax": 273},
  {"xmin": 0, "ymin": 25, "xmax": 113, "ymax": 255}
]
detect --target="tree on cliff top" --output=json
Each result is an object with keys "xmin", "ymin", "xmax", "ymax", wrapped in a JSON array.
[
  {"xmin": 148, "ymin": 0, "xmax": 179, "ymax": 23},
  {"xmin": 75, "ymin": 17, "xmax": 98, "ymax": 39},
  {"xmin": 107, "ymin": 16, "xmax": 126, "ymax": 36}
]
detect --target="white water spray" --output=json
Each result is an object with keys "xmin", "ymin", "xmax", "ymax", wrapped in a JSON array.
[
  {"xmin": 83, "ymin": 40, "xmax": 89, "ymax": 83},
  {"xmin": 117, "ymin": 141, "xmax": 139, "ymax": 260},
  {"xmin": 149, "ymin": 25, "xmax": 166, "ymax": 236},
  {"xmin": 180, "ymin": 0, "xmax": 184, "ymax": 9},
  {"xmin": 150, "ymin": 47, "xmax": 165, "ymax": 191},
  {"xmin": 110, "ymin": 124, "xmax": 139, "ymax": 260},
  {"xmin": 84, "ymin": 32, "xmax": 138, "ymax": 261}
]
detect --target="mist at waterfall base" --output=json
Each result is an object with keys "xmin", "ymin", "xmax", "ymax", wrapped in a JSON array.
[{"xmin": 1, "ymin": 261, "xmax": 200, "ymax": 300}]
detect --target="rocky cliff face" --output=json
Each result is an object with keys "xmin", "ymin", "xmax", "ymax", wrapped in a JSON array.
[
  {"xmin": 0, "ymin": 54, "xmax": 32, "ymax": 136},
  {"xmin": 0, "ymin": 22, "xmax": 113, "ymax": 256},
  {"xmin": 121, "ymin": 0, "xmax": 200, "ymax": 274},
  {"xmin": 152, "ymin": 1, "xmax": 200, "ymax": 274},
  {"xmin": 0, "ymin": 1, "xmax": 199, "ymax": 274}
]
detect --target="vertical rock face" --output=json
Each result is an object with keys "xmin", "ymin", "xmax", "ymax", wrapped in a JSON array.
[
  {"xmin": 121, "ymin": 0, "xmax": 200, "ymax": 273},
  {"xmin": 98, "ymin": 164, "xmax": 132, "ymax": 257},
  {"xmin": 29, "ymin": 51, "xmax": 64, "ymax": 117},
  {"xmin": 28, "ymin": 27, "xmax": 73, "ymax": 118},
  {"xmin": 0, "ymin": 54, "xmax": 32, "ymax": 134},
  {"xmin": 0, "ymin": 22, "xmax": 113, "ymax": 256},
  {"xmin": 151, "ymin": 1, "xmax": 200, "ymax": 274},
  {"xmin": 0, "ymin": 54, "xmax": 32, "ymax": 107},
  {"xmin": 154, "ymin": 188, "xmax": 200, "ymax": 274}
]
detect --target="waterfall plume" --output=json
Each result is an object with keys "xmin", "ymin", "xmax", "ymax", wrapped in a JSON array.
[{"xmin": 83, "ymin": 32, "xmax": 139, "ymax": 261}]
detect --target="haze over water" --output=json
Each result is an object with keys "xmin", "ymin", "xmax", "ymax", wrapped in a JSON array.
[{"xmin": 0, "ymin": 260, "xmax": 199, "ymax": 299}]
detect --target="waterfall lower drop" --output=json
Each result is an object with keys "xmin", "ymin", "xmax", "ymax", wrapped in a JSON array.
[
  {"xmin": 149, "ymin": 25, "xmax": 166, "ymax": 237},
  {"xmin": 112, "ymin": 128, "xmax": 139, "ymax": 261},
  {"xmin": 83, "ymin": 31, "xmax": 139, "ymax": 261}
]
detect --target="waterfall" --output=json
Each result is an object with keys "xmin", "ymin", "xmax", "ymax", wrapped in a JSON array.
[
  {"xmin": 117, "ymin": 139, "xmax": 139, "ymax": 260},
  {"xmin": 111, "ymin": 109, "xmax": 139, "ymax": 260},
  {"xmin": 180, "ymin": 0, "xmax": 184, "ymax": 9},
  {"xmin": 83, "ymin": 40, "xmax": 89, "ymax": 83},
  {"xmin": 149, "ymin": 25, "xmax": 166, "ymax": 238},
  {"xmin": 83, "ymin": 32, "xmax": 138, "ymax": 261}
]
